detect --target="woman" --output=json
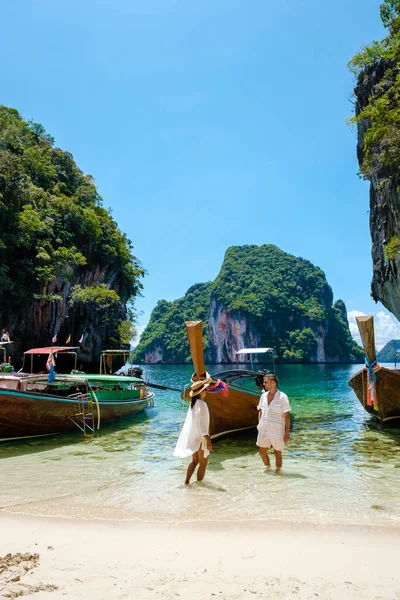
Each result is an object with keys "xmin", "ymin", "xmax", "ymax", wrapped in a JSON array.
[{"xmin": 174, "ymin": 378, "xmax": 212, "ymax": 485}]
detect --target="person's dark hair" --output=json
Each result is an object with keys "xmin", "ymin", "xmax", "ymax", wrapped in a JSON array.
[
  {"xmin": 191, "ymin": 393, "xmax": 202, "ymax": 408},
  {"xmin": 264, "ymin": 373, "xmax": 279, "ymax": 387}
]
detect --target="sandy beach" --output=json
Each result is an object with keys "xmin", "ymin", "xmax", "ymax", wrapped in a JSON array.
[{"xmin": 0, "ymin": 514, "xmax": 399, "ymax": 600}]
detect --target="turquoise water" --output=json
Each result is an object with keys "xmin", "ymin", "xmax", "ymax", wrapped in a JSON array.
[{"xmin": 0, "ymin": 364, "xmax": 400, "ymax": 525}]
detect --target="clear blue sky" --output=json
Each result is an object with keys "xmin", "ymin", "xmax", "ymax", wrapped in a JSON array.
[{"xmin": 1, "ymin": 0, "xmax": 393, "ymax": 339}]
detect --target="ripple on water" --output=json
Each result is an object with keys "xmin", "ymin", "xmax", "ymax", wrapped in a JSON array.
[{"xmin": 0, "ymin": 363, "xmax": 400, "ymax": 524}]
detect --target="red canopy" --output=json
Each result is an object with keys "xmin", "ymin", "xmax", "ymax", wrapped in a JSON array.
[{"xmin": 24, "ymin": 346, "xmax": 78, "ymax": 355}]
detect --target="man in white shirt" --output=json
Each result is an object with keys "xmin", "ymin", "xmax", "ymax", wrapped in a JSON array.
[{"xmin": 257, "ymin": 374, "xmax": 291, "ymax": 470}]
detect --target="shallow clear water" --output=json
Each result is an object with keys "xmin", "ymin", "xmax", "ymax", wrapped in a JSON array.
[{"xmin": 1, "ymin": 364, "xmax": 400, "ymax": 525}]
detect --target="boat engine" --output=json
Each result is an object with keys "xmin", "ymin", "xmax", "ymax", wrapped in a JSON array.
[
  {"xmin": 254, "ymin": 369, "xmax": 269, "ymax": 388},
  {"xmin": 127, "ymin": 366, "xmax": 143, "ymax": 378}
]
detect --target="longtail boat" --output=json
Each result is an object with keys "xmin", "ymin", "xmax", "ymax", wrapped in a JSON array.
[
  {"xmin": 0, "ymin": 373, "xmax": 154, "ymax": 442},
  {"xmin": 0, "ymin": 346, "xmax": 78, "ymax": 389},
  {"xmin": 348, "ymin": 315, "xmax": 400, "ymax": 426},
  {"xmin": 183, "ymin": 320, "xmax": 271, "ymax": 438}
]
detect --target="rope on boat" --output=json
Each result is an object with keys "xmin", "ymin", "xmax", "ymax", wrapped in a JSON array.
[
  {"xmin": 179, "ymin": 384, "xmax": 189, "ymax": 431},
  {"xmin": 88, "ymin": 382, "xmax": 101, "ymax": 430},
  {"xmin": 361, "ymin": 368, "xmax": 370, "ymax": 430},
  {"xmin": 362, "ymin": 356, "xmax": 383, "ymax": 426},
  {"xmin": 365, "ymin": 357, "xmax": 377, "ymax": 386}
]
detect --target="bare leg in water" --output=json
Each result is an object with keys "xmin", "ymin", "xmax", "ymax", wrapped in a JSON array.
[
  {"xmin": 185, "ymin": 451, "xmax": 199, "ymax": 485},
  {"xmin": 274, "ymin": 449, "xmax": 282, "ymax": 471},
  {"xmin": 196, "ymin": 447, "xmax": 208, "ymax": 481},
  {"xmin": 258, "ymin": 446, "xmax": 271, "ymax": 467},
  {"xmin": 185, "ymin": 447, "xmax": 209, "ymax": 484}
]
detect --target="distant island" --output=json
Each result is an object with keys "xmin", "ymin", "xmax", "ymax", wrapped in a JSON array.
[
  {"xmin": 134, "ymin": 245, "xmax": 363, "ymax": 364},
  {"xmin": 377, "ymin": 340, "xmax": 400, "ymax": 363},
  {"xmin": 0, "ymin": 106, "xmax": 144, "ymax": 370}
]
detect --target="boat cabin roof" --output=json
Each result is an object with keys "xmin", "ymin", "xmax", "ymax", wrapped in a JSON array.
[
  {"xmin": 24, "ymin": 346, "xmax": 78, "ymax": 355},
  {"xmin": 101, "ymin": 349, "xmax": 132, "ymax": 354},
  {"xmin": 22, "ymin": 374, "xmax": 88, "ymax": 385},
  {"xmin": 21, "ymin": 374, "xmax": 142, "ymax": 385},
  {"xmin": 236, "ymin": 348, "xmax": 274, "ymax": 355},
  {"xmin": 62, "ymin": 374, "xmax": 142, "ymax": 383}
]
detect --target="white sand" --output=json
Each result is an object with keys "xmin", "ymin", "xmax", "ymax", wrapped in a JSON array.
[{"xmin": 0, "ymin": 514, "xmax": 399, "ymax": 600}]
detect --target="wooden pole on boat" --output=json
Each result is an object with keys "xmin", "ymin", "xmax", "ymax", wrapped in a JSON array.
[
  {"xmin": 356, "ymin": 316, "xmax": 376, "ymax": 364},
  {"xmin": 185, "ymin": 320, "xmax": 206, "ymax": 379}
]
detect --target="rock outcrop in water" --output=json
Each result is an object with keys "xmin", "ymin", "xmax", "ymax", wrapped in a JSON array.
[
  {"xmin": 134, "ymin": 245, "xmax": 362, "ymax": 364},
  {"xmin": 0, "ymin": 106, "xmax": 144, "ymax": 371},
  {"xmin": 377, "ymin": 339, "xmax": 400, "ymax": 363}
]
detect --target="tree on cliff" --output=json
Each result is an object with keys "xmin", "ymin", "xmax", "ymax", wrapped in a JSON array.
[{"xmin": 0, "ymin": 106, "xmax": 144, "ymax": 364}]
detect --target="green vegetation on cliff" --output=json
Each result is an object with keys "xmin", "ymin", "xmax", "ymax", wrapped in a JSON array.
[
  {"xmin": 0, "ymin": 106, "xmax": 144, "ymax": 351},
  {"xmin": 348, "ymin": 1, "xmax": 400, "ymax": 306},
  {"xmin": 134, "ymin": 245, "xmax": 363, "ymax": 364},
  {"xmin": 325, "ymin": 299, "xmax": 361, "ymax": 361},
  {"xmin": 135, "ymin": 282, "xmax": 212, "ymax": 363},
  {"xmin": 212, "ymin": 245, "xmax": 330, "ymax": 322},
  {"xmin": 348, "ymin": 1, "xmax": 400, "ymax": 180}
]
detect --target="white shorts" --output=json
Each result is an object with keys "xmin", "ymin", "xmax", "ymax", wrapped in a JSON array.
[{"xmin": 256, "ymin": 432, "xmax": 285, "ymax": 451}]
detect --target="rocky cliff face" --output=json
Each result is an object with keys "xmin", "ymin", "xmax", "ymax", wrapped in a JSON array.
[
  {"xmin": 134, "ymin": 245, "xmax": 362, "ymax": 364},
  {"xmin": 355, "ymin": 61, "xmax": 400, "ymax": 320},
  {"xmin": 206, "ymin": 299, "xmax": 352, "ymax": 364},
  {"xmin": 6, "ymin": 265, "xmax": 128, "ymax": 372},
  {"xmin": 207, "ymin": 296, "xmax": 261, "ymax": 363}
]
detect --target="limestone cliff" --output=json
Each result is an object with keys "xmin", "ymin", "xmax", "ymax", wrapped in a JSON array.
[
  {"xmin": 14, "ymin": 266, "xmax": 128, "ymax": 371},
  {"xmin": 134, "ymin": 245, "xmax": 362, "ymax": 364},
  {"xmin": 349, "ymin": 2, "xmax": 400, "ymax": 321},
  {"xmin": 354, "ymin": 61, "xmax": 400, "ymax": 320}
]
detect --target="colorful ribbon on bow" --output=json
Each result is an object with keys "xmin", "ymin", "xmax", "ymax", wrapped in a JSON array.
[
  {"xmin": 207, "ymin": 379, "xmax": 229, "ymax": 397},
  {"xmin": 365, "ymin": 357, "xmax": 377, "ymax": 385},
  {"xmin": 365, "ymin": 357, "xmax": 378, "ymax": 409}
]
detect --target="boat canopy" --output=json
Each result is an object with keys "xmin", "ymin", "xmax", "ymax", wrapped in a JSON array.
[
  {"xmin": 24, "ymin": 374, "xmax": 88, "ymax": 385},
  {"xmin": 62, "ymin": 374, "xmax": 143, "ymax": 383},
  {"xmin": 24, "ymin": 346, "xmax": 78, "ymax": 355},
  {"xmin": 236, "ymin": 348, "xmax": 274, "ymax": 355},
  {"xmin": 235, "ymin": 347, "xmax": 275, "ymax": 371},
  {"xmin": 100, "ymin": 348, "xmax": 133, "ymax": 374}
]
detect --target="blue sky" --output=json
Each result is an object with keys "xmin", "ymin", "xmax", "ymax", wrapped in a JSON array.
[{"xmin": 2, "ymin": 0, "xmax": 399, "ymax": 347}]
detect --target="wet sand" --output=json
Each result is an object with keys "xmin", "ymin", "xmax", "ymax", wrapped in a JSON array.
[{"xmin": 0, "ymin": 514, "xmax": 399, "ymax": 599}]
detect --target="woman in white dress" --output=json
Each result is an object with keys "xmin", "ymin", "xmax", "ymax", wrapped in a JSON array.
[{"xmin": 174, "ymin": 378, "xmax": 212, "ymax": 485}]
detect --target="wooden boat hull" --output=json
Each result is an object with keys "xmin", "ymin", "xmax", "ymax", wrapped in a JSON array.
[
  {"xmin": 0, "ymin": 388, "xmax": 148, "ymax": 441},
  {"xmin": 348, "ymin": 366, "xmax": 400, "ymax": 423},
  {"xmin": 183, "ymin": 381, "xmax": 260, "ymax": 438}
]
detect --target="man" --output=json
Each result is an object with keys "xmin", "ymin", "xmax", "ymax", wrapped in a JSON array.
[
  {"xmin": 1, "ymin": 329, "xmax": 10, "ymax": 343},
  {"xmin": 257, "ymin": 374, "xmax": 291, "ymax": 470}
]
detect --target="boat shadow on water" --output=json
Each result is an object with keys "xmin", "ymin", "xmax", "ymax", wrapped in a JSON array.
[{"xmin": 0, "ymin": 410, "xmax": 153, "ymax": 460}]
